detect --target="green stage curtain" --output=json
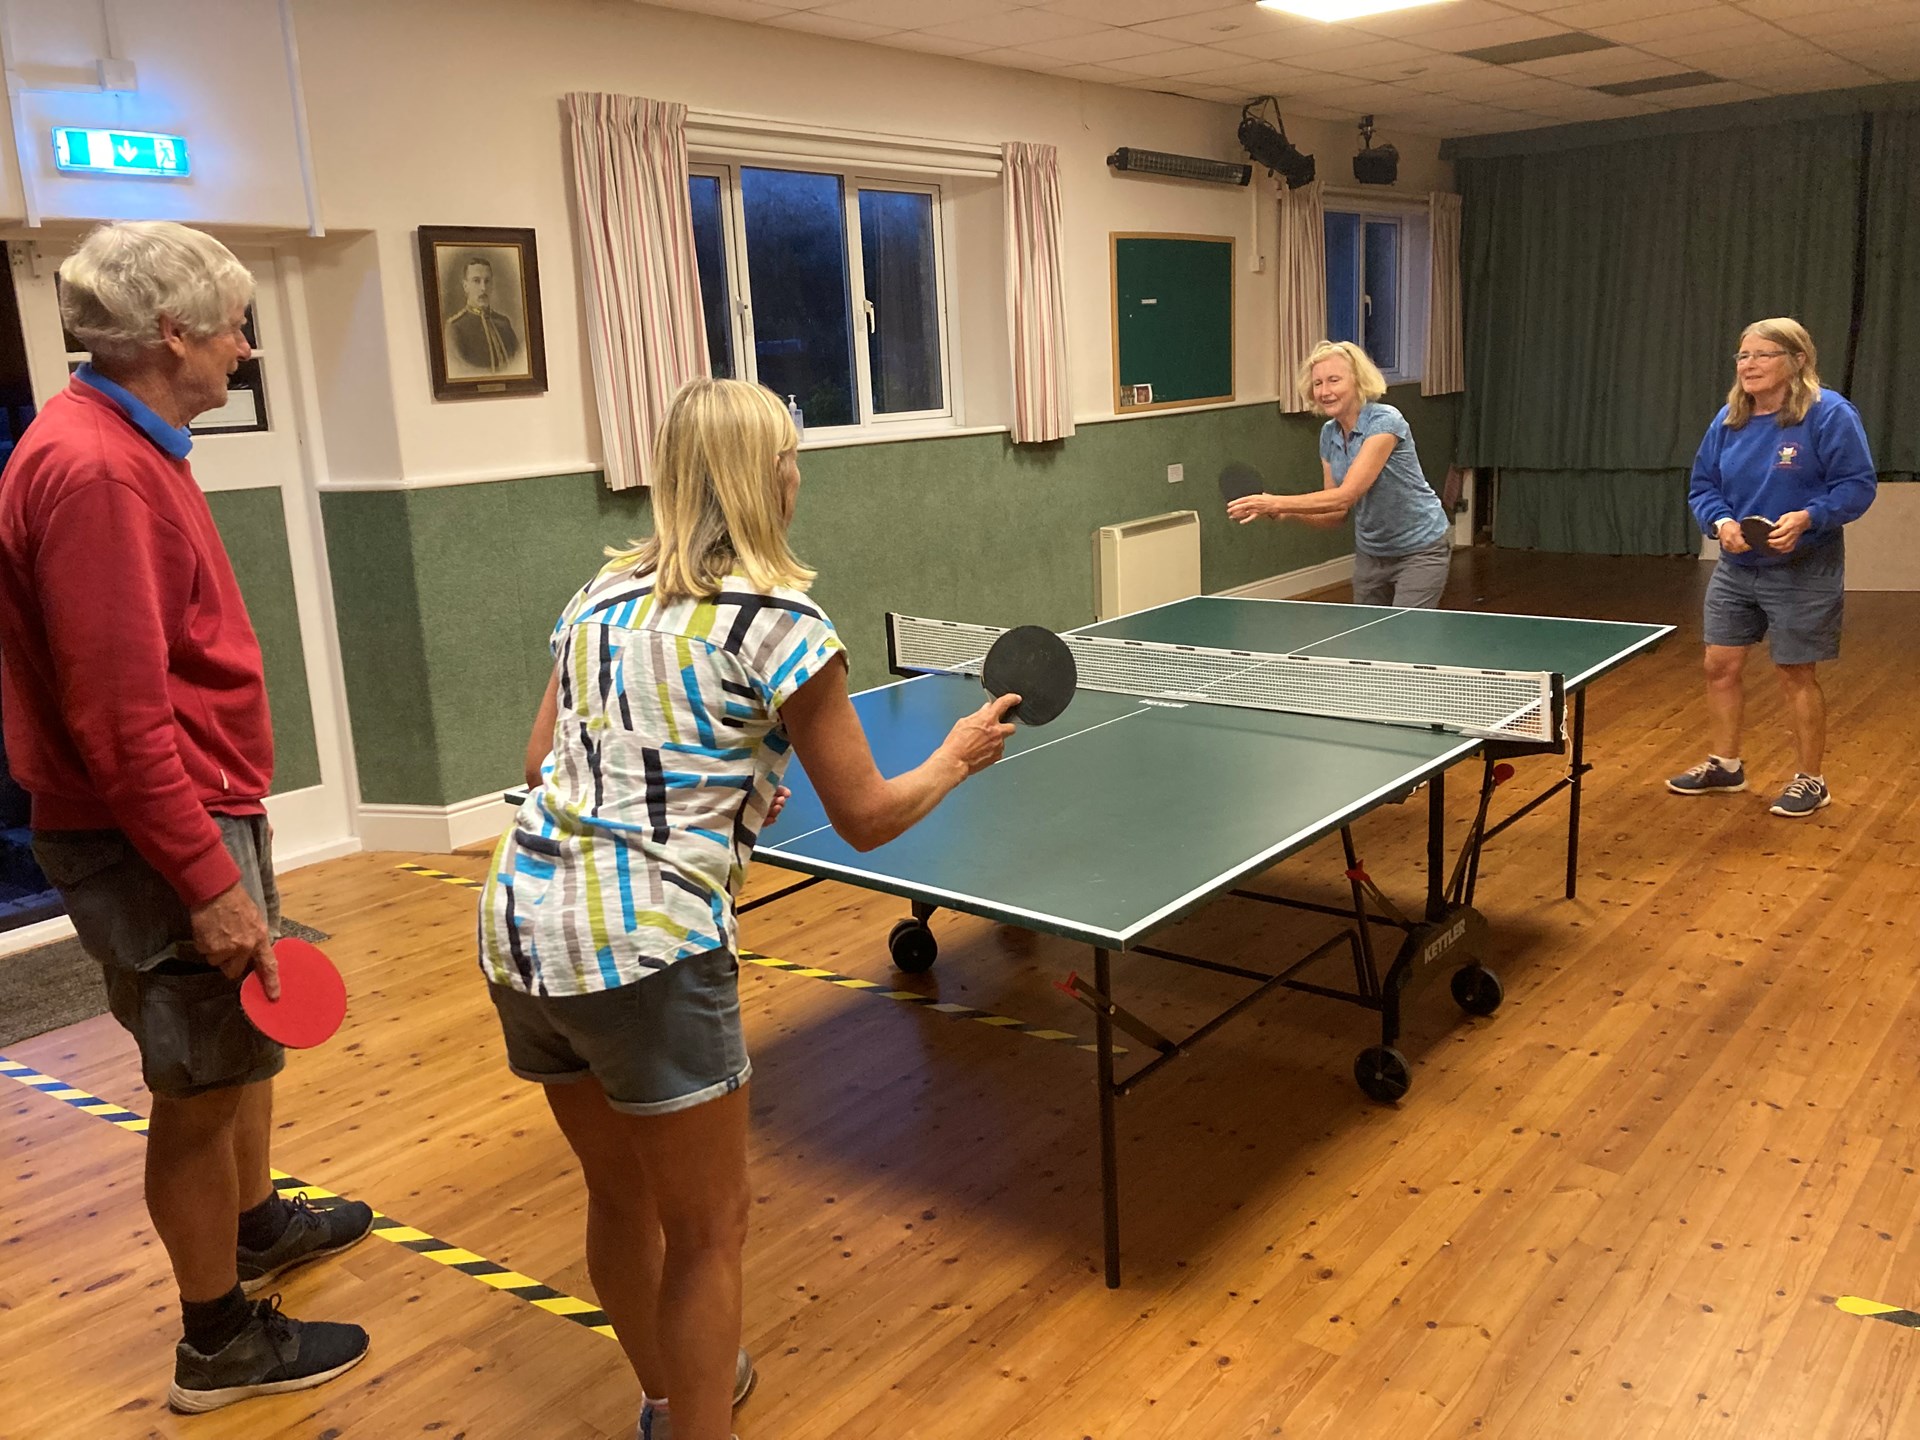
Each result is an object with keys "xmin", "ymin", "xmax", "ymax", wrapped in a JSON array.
[
  {"xmin": 1458, "ymin": 114, "xmax": 1863, "ymax": 550},
  {"xmin": 1853, "ymin": 104, "xmax": 1920, "ymax": 477},
  {"xmin": 1494, "ymin": 470, "xmax": 1700, "ymax": 555}
]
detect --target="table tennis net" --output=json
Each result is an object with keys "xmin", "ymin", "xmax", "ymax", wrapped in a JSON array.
[{"xmin": 887, "ymin": 614, "xmax": 1563, "ymax": 744}]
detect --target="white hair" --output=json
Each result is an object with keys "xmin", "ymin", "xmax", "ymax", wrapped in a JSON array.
[{"xmin": 57, "ymin": 221, "xmax": 254, "ymax": 364}]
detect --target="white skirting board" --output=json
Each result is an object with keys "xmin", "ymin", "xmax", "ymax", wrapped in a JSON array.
[
  {"xmin": 1216, "ymin": 552, "xmax": 1357, "ymax": 601},
  {"xmin": 357, "ymin": 791, "xmax": 513, "ymax": 855}
]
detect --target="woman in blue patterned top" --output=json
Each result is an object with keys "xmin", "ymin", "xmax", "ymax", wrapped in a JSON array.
[
  {"xmin": 482, "ymin": 379, "xmax": 1017, "ymax": 1440},
  {"xmin": 1227, "ymin": 340, "xmax": 1453, "ymax": 608}
]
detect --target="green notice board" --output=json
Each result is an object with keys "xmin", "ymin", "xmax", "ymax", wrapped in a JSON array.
[{"xmin": 1112, "ymin": 233, "xmax": 1234, "ymax": 413}]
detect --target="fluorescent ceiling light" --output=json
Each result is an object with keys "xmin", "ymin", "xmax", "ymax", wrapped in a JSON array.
[{"xmin": 1257, "ymin": 0, "xmax": 1453, "ymax": 21}]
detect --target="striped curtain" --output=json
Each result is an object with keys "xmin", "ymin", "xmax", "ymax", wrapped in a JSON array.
[
  {"xmin": 1002, "ymin": 141, "xmax": 1073, "ymax": 444},
  {"xmin": 564, "ymin": 93, "xmax": 709, "ymax": 491},
  {"xmin": 1423, "ymin": 190, "xmax": 1465, "ymax": 397},
  {"xmin": 1275, "ymin": 178, "xmax": 1325, "ymax": 414}
]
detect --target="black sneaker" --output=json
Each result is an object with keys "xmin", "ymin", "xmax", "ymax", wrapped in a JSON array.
[
  {"xmin": 238, "ymin": 1194, "xmax": 376, "ymax": 1295},
  {"xmin": 168, "ymin": 1294, "xmax": 369, "ymax": 1413}
]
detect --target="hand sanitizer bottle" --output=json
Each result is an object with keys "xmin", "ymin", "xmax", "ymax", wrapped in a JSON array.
[{"xmin": 786, "ymin": 394, "xmax": 805, "ymax": 441}]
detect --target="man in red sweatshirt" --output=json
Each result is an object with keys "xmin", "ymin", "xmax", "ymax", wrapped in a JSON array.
[{"xmin": 0, "ymin": 222, "xmax": 371, "ymax": 1412}]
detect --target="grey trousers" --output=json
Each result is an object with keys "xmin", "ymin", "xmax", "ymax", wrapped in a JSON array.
[{"xmin": 1351, "ymin": 538, "xmax": 1452, "ymax": 609}]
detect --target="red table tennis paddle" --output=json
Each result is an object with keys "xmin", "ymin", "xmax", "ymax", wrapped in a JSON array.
[{"xmin": 240, "ymin": 936, "xmax": 347, "ymax": 1048}]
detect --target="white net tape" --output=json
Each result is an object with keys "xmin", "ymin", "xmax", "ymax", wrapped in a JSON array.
[{"xmin": 889, "ymin": 614, "xmax": 1560, "ymax": 743}]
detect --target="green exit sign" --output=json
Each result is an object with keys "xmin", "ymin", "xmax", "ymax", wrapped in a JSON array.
[{"xmin": 52, "ymin": 127, "xmax": 191, "ymax": 178}]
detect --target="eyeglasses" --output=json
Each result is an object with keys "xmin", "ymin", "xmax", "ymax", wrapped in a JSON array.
[{"xmin": 1734, "ymin": 350, "xmax": 1791, "ymax": 364}]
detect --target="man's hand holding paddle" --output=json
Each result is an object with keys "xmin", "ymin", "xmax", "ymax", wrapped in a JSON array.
[{"xmin": 191, "ymin": 882, "xmax": 278, "ymax": 999}]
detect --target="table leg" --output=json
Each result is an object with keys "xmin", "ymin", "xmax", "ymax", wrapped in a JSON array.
[
  {"xmin": 1566, "ymin": 691, "xmax": 1586, "ymax": 900},
  {"xmin": 1094, "ymin": 946, "xmax": 1122, "ymax": 1288}
]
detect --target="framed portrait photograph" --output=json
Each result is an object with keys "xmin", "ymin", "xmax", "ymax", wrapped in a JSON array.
[{"xmin": 416, "ymin": 225, "xmax": 547, "ymax": 399}]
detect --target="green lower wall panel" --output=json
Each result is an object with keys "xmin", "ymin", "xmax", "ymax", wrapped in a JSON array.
[
  {"xmin": 206, "ymin": 488, "xmax": 321, "ymax": 794},
  {"xmin": 321, "ymin": 388, "xmax": 1458, "ymax": 807}
]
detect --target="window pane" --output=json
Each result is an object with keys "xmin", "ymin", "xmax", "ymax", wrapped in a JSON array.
[
  {"xmin": 858, "ymin": 189, "xmax": 942, "ymax": 414},
  {"xmin": 1323, "ymin": 212, "xmax": 1360, "ymax": 346},
  {"xmin": 740, "ymin": 167, "xmax": 855, "ymax": 428},
  {"xmin": 1363, "ymin": 220, "xmax": 1399, "ymax": 373},
  {"xmin": 688, "ymin": 175, "xmax": 734, "ymax": 379}
]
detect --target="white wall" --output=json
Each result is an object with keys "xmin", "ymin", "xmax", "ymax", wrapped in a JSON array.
[
  {"xmin": 287, "ymin": 0, "xmax": 1453, "ymax": 487},
  {"xmin": 0, "ymin": 0, "xmax": 310, "ymax": 230}
]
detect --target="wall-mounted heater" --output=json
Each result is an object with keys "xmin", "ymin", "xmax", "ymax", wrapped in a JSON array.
[{"xmin": 1106, "ymin": 147, "xmax": 1252, "ymax": 186}]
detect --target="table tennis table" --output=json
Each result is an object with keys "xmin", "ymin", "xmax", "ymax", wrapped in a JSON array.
[{"xmin": 750, "ymin": 594, "xmax": 1669, "ymax": 1285}]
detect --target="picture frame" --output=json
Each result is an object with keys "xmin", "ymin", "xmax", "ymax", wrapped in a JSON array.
[{"xmin": 416, "ymin": 225, "xmax": 547, "ymax": 400}]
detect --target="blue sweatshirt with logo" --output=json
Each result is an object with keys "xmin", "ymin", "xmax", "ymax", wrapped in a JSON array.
[{"xmin": 1686, "ymin": 389, "xmax": 1877, "ymax": 568}]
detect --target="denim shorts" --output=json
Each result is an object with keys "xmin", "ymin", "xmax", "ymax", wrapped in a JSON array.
[
  {"xmin": 1703, "ymin": 539, "xmax": 1844, "ymax": 665},
  {"xmin": 1352, "ymin": 538, "xmax": 1452, "ymax": 609},
  {"xmin": 32, "ymin": 815, "xmax": 285, "ymax": 1099},
  {"xmin": 488, "ymin": 948, "xmax": 751, "ymax": 1116}
]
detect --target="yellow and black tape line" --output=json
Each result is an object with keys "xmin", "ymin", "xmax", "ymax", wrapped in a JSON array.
[
  {"xmin": 397, "ymin": 864, "xmax": 1117, "ymax": 1054},
  {"xmin": 1835, "ymin": 1295, "xmax": 1920, "ymax": 1330},
  {"xmin": 0, "ymin": 1056, "xmax": 616, "ymax": 1342},
  {"xmin": 397, "ymin": 861, "xmax": 483, "ymax": 891}
]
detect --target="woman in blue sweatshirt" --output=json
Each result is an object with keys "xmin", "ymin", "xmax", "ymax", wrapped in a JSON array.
[{"xmin": 1669, "ymin": 317, "xmax": 1877, "ymax": 818}]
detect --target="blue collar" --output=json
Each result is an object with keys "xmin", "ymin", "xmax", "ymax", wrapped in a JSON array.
[{"xmin": 74, "ymin": 365, "xmax": 194, "ymax": 459}]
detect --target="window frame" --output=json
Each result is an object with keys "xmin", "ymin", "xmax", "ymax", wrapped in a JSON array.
[
  {"xmin": 688, "ymin": 161, "xmax": 956, "ymax": 440},
  {"xmin": 1324, "ymin": 197, "xmax": 1430, "ymax": 388}
]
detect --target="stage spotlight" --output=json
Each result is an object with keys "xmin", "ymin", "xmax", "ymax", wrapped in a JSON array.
[
  {"xmin": 1353, "ymin": 113, "xmax": 1399, "ymax": 185},
  {"xmin": 1238, "ymin": 98, "xmax": 1316, "ymax": 189}
]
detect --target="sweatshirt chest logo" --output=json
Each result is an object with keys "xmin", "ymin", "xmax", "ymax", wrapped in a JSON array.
[{"xmin": 1775, "ymin": 444, "xmax": 1799, "ymax": 468}]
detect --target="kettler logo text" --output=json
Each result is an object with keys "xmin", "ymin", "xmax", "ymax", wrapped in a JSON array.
[{"xmin": 1420, "ymin": 916, "xmax": 1470, "ymax": 967}]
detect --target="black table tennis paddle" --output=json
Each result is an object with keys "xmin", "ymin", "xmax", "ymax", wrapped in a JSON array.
[
  {"xmin": 1219, "ymin": 462, "xmax": 1266, "ymax": 503},
  {"xmin": 1738, "ymin": 515, "xmax": 1775, "ymax": 552},
  {"xmin": 981, "ymin": 625, "xmax": 1076, "ymax": 726}
]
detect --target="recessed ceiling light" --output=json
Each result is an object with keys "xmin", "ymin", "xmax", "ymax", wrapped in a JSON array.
[{"xmin": 1256, "ymin": 0, "xmax": 1453, "ymax": 21}]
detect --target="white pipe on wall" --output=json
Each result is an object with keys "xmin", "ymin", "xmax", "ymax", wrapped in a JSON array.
[{"xmin": 278, "ymin": 0, "xmax": 323, "ymax": 237}]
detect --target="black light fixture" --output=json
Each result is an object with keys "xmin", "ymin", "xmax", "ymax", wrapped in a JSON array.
[
  {"xmin": 1352, "ymin": 114, "xmax": 1399, "ymax": 186},
  {"xmin": 1238, "ymin": 97, "xmax": 1316, "ymax": 189},
  {"xmin": 1107, "ymin": 147, "xmax": 1252, "ymax": 186}
]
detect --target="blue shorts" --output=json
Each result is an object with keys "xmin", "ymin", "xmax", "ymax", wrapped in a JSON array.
[
  {"xmin": 1703, "ymin": 540, "xmax": 1843, "ymax": 666},
  {"xmin": 488, "ymin": 948, "xmax": 750, "ymax": 1116}
]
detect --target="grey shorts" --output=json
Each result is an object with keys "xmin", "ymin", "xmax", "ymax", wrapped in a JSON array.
[
  {"xmin": 1703, "ymin": 540, "xmax": 1844, "ymax": 666},
  {"xmin": 1352, "ymin": 538, "xmax": 1452, "ymax": 609},
  {"xmin": 488, "ymin": 948, "xmax": 751, "ymax": 1116},
  {"xmin": 32, "ymin": 815, "xmax": 285, "ymax": 1099}
]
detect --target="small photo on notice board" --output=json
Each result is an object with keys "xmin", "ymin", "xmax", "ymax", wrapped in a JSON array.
[{"xmin": 1111, "ymin": 233, "xmax": 1234, "ymax": 413}]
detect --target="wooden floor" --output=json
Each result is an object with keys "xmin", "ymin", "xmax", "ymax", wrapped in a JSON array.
[{"xmin": 6, "ymin": 549, "xmax": 1920, "ymax": 1440}]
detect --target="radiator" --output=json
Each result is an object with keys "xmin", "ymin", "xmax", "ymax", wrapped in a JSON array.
[{"xmin": 1093, "ymin": 509, "xmax": 1201, "ymax": 620}]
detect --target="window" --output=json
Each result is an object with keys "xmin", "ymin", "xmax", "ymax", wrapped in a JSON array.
[
  {"xmin": 1324, "ymin": 208, "xmax": 1428, "ymax": 385},
  {"xmin": 689, "ymin": 164, "xmax": 951, "ymax": 436}
]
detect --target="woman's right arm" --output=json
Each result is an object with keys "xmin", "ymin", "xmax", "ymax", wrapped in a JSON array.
[
  {"xmin": 779, "ymin": 655, "xmax": 1018, "ymax": 852},
  {"xmin": 524, "ymin": 672, "xmax": 559, "ymax": 788}
]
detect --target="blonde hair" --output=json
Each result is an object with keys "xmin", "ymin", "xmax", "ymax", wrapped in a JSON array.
[
  {"xmin": 1725, "ymin": 317, "xmax": 1821, "ymax": 429},
  {"xmin": 1296, "ymin": 340, "xmax": 1387, "ymax": 412},
  {"xmin": 610, "ymin": 378, "xmax": 814, "ymax": 602},
  {"xmin": 57, "ymin": 221, "xmax": 254, "ymax": 364}
]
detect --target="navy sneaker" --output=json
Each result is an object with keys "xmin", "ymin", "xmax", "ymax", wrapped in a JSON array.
[
  {"xmin": 1667, "ymin": 757, "xmax": 1746, "ymax": 795},
  {"xmin": 238, "ymin": 1194, "xmax": 376, "ymax": 1295},
  {"xmin": 1769, "ymin": 773, "xmax": 1831, "ymax": 817},
  {"xmin": 168, "ymin": 1294, "xmax": 369, "ymax": 1413},
  {"xmin": 635, "ymin": 1348, "xmax": 757, "ymax": 1438}
]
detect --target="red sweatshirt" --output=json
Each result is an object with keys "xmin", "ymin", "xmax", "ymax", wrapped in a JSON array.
[{"xmin": 0, "ymin": 377, "xmax": 272, "ymax": 906}]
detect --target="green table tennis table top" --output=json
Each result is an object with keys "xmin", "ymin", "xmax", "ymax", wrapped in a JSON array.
[{"xmin": 758, "ymin": 596, "xmax": 1670, "ymax": 950}]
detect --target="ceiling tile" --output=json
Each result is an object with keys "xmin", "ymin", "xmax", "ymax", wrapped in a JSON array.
[
  {"xmin": 1536, "ymin": 0, "xmax": 1707, "ymax": 29},
  {"xmin": 1052, "ymin": 60, "xmax": 1155, "ymax": 83},
  {"xmin": 813, "ymin": 0, "xmax": 1010, "ymax": 25},
  {"xmin": 1268, "ymin": 35, "xmax": 1439, "ymax": 69},
  {"xmin": 645, "ymin": 0, "xmax": 799, "ymax": 19},
  {"xmin": 882, "ymin": 29, "xmax": 996, "ymax": 55},
  {"xmin": 1417, "ymin": 13, "xmax": 1576, "ymax": 53},
  {"xmin": 1511, "ymin": 47, "xmax": 1688, "ymax": 80},
  {"xmin": 1586, "ymin": 9, "xmax": 1759, "ymax": 43},
  {"xmin": 1032, "ymin": 0, "xmax": 1235, "ymax": 25},
  {"xmin": 1100, "ymin": 43, "xmax": 1247, "ymax": 76},
  {"xmin": 1018, "ymin": 27, "xmax": 1177, "ymax": 62},
  {"xmin": 1124, "ymin": 4, "xmax": 1298, "ymax": 44},
  {"xmin": 917, "ymin": 8, "xmax": 1104, "ymax": 46},
  {"xmin": 763, "ymin": 10, "xmax": 897, "ymax": 38}
]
